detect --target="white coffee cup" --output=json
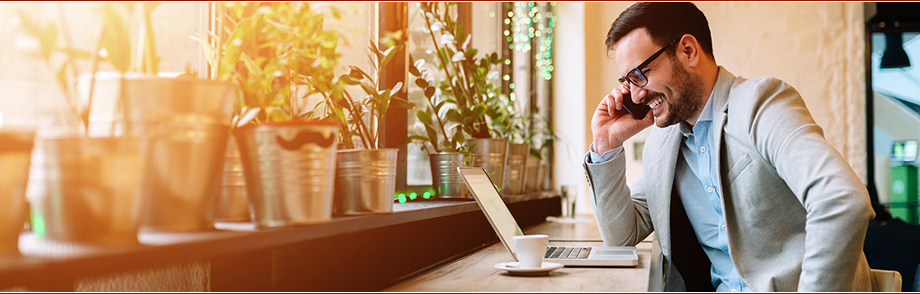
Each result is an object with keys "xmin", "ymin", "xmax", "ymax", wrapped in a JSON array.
[{"xmin": 513, "ymin": 234, "xmax": 549, "ymax": 268}]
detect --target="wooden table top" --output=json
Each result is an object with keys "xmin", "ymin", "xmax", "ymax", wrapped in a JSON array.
[{"xmin": 386, "ymin": 216, "xmax": 657, "ymax": 292}]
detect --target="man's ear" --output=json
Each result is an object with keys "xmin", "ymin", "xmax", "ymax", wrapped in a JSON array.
[{"xmin": 678, "ymin": 34, "xmax": 702, "ymax": 68}]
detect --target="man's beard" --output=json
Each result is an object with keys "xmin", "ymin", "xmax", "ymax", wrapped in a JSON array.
[{"xmin": 652, "ymin": 56, "xmax": 704, "ymax": 127}]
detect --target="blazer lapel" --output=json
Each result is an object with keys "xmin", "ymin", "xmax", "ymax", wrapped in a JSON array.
[
  {"xmin": 711, "ymin": 67, "xmax": 735, "ymax": 196},
  {"xmin": 654, "ymin": 127, "xmax": 683, "ymax": 257}
]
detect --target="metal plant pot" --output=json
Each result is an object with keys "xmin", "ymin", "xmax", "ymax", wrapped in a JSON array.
[
  {"xmin": 429, "ymin": 152, "xmax": 468, "ymax": 198},
  {"xmin": 33, "ymin": 137, "xmax": 146, "ymax": 244},
  {"xmin": 502, "ymin": 143, "xmax": 529, "ymax": 195},
  {"xmin": 524, "ymin": 153, "xmax": 541, "ymax": 193},
  {"xmin": 120, "ymin": 76, "xmax": 236, "ymax": 231},
  {"xmin": 0, "ymin": 131, "xmax": 33, "ymax": 254},
  {"xmin": 213, "ymin": 138, "xmax": 250, "ymax": 222},
  {"xmin": 537, "ymin": 161, "xmax": 550, "ymax": 191},
  {"xmin": 465, "ymin": 138, "xmax": 509, "ymax": 190},
  {"xmin": 335, "ymin": 149, "xmax": 397, "ymax": 215},
  {"xmin": 235, "ymin": 121, "xmax": 338, "ymax": 228}
]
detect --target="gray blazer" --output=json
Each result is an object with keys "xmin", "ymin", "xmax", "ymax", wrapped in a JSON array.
[{"xmin": 584, "ymin": 67, "xmax": 875, "ymax": 291}]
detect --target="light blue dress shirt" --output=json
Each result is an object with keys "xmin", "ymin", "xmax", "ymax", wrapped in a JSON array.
[{"xmin": 588, "ymin": 96, "xmax": 750, "ymax": 292}]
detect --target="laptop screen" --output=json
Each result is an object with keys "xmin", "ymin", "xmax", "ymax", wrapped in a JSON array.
[{"xmin": 458, "ymin": 167, "xmax": 525, "ymax": 259}]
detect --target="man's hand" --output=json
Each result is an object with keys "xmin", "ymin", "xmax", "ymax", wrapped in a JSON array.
[{"xmin": 591, "ymin": 85, "xmax": 654, "ymax": 154}]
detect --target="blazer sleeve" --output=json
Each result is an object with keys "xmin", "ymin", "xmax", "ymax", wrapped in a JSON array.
[
  {"xmin": 583, "ymin": 148, "xmax": 655, "ymax": 246},
  {"xmin": 743, "ymin": 77, "xmax": 875, "ymax": 291}
]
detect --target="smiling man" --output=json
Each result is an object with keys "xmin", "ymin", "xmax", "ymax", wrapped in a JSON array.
[{"xmin": 583, "ymin": 2, "xmax": 875, "ymax": 292}]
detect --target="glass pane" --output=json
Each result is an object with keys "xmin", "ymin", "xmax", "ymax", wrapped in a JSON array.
[
  {"xmin": 1, "ymin": 2, "xmax": 202, "ymax": 129},
  {"xmin": 292, "ymin": 2, "xmax": 374, "ymax": 147},
  {"xmin": 405, "ymin": 2, "xmax": 458, "ymax": 186},
  {"xmin": 870, "ymin": 31, "xmax": 920, "ymax": 211},
  {"xmin": 472, "ymin": 2, "xmax": 501, "ymax": 54}
]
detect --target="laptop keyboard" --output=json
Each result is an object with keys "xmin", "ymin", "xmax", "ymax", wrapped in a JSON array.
[{"xmin": 545, "ymin": 246, "xmax": 591, "ymax": 259}]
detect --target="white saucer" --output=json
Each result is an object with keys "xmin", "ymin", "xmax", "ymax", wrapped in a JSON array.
[{"xmin": 494, "ymin": 261, "xmax": 564, "ymax": 276}]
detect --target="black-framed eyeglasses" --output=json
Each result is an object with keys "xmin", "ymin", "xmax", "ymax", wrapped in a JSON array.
[{"xmin": 617, "ymin": 39, "xmax": 679, "ymax": 88}]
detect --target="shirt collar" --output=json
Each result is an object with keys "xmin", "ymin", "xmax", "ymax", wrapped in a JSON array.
[{"xmin": 679, "ymin": 92, "xmax": 715, "ymax": 136}]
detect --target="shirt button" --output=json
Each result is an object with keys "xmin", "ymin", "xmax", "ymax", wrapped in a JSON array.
[
  {"xmin": 707, "ymin": 187, "xmax": 715, "ymax": 193},
  {"xmin": 700, "ymin": 146, "xmax": 706, "ymax": 153},
  {"xmin": 721, "ymin": 224, "xmax": 727, "ymax": 231}
]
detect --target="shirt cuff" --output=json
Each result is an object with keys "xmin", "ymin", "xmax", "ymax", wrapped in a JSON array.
[{"xmin": 586, "ymin": 143, "xmax": 623, "ymax": 164}]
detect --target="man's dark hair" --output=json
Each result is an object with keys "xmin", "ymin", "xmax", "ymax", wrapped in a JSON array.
[{"xmin": 606, "ymin": 2, "xmax": 714, "ymax": 59}]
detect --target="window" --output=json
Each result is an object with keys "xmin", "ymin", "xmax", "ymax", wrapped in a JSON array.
[{"xmin": 1, "ymin": 2, "xmax": 556, "ymax": 199}]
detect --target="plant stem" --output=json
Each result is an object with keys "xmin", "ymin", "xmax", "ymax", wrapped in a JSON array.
[{"xmin": 422, "ymin": 8, "xmax": 469, "ymax": 111}]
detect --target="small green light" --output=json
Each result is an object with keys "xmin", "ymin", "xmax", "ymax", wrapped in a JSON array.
[
  {"xmin": 409, "ymin": 192, "xmax": 418, "ymax": 200},
  {"xmin": 423, "ymin": 191, "xmax": 432, "ymax": 199},
  {"xmin": 31, "ymin": 211, "xmax": 45, "ymax": 238},
  {"xmin": 397, "ymin": 194, "xmax": 407, "ymax": 203}
]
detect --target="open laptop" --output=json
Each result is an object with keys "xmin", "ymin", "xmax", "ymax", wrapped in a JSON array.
[{"xmin": 458, "ymin": 167, "xmax": 638, "ymax": 267}]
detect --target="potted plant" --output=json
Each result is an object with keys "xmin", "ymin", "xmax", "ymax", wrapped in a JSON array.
[
  {"xmin": 522, "ymin": 112, "xmax": 557, "ymax": 193},
  {"xmin": 320, "ymin": 32, "xmax": 411, "ymax": 215},
  {"xmin": 80, "ymin": 3, "xmax": 237, "ymax": 232},
  {"xmin": 487, "ymin": 96, "xmax": 530, "ymax": 195},
  {"xmin": 408, "ymin": 56, "xmax": 471, "ymax": 198},
  {"xmin": 413, "ymin": 2, "xmax": 511, "ymax": 191},
  {"xmin": 13, "ymin": 4, "xmax": 150, "ymax": 244},
  {"xmin": 203, "ymin": 2, "xmax": 345, "ymax": 227}
]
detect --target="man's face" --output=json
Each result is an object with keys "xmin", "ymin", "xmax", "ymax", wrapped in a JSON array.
[{"xmin": 615, "ymin": 28, "xmax": 704, "ymax": 127}]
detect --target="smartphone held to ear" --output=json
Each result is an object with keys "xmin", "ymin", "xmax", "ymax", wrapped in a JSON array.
[{"xmin": 622, "ymin": 91, "xmax": 651, "ymax": 120}]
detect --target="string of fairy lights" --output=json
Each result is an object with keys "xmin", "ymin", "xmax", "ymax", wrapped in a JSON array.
[{"xmin": 507, "ymin": 2, "xmax": 556, "ymax": 82}]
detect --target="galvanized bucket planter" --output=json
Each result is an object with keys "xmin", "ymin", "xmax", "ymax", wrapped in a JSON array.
[
  {"xmin": 537, "ymin": 161, "xmax": 550, "ymax": 191},
  {"xmin": 234, "ymin": 121, "xmax": 339, "ymax": 228},
  {"xmin": 429, "ymin": 152, "xmax": 468, "ymax": 198},
  {"xmin": 32, "ymin": 137, "xmax": 146, "ymax": 245},
  {"xmin": 502, "ymin": 143, "xmax": 529, "ymax": 195},
  {"xmin": 120, "ymin": 76, "xmax": 236, "ymax": 231},
  {"xmin": 213, "ymin": 138, "xmax": 250, "ymax": 222},
  {"xmin": 0, "ymin": 131, "xmax": 33, "ymax": 254},
  {"xmin": 523, "ymin": 153, "xmax": 541, "ymax": 193},
  {"xmin": 465, "ymin": 138, "xmax": 509, "ymax": 191},
  {"xmin": 335, "ymin": 149, "xmax": 397, "ymax": 215}
]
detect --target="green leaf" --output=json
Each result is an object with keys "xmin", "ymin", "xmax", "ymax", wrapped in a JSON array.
[
  {"xmin": 435, "ymin": 100, "xmax": 447, "ymax": 112},
  {"xmin": 446, "ymin": 109, "xmax": 461, "ymax": 123},
  {"xmin": 359, "ymin": 80, "xmax": 376, "ymax": 97},
  {"xmin": 408, "ymin": 56, "xmax": 421, "ymax": 77},
  {"xmin": 415, "ymin": 78, "xmax": 429, "ymax": 89},
  {"xmin": 409, "ymin": 135, "xmax": 430, "ymax": 142},
  {"xmin": 99, "ymin": 3, "xmax": 132, "ymax": 73},
  {"xmin": 389, "ymin": 97, "xmax": 413, "ymax": 110},
  {"xmin": 471, "ymin": 104, "xmax": 487, "ymax": 118},
  {"xmin": 368, "ymin": 38, "xmax": 382, "ymax": 59},
  {"xmin": 424, "ymin": 87, "xmax": 436, "ymax": 99},
  {"xmin": 425, "ymin": 124, "xmax": 439, "ymax": 146},
  {"xmin": 199, "ymin": 33, "xmax": 217, "ymax": 68},
  {"xmin": 452, "ymin": 128, "xmax": 466, "ymax": 147},
  {"xmin": 416, "ymin": 109, "xmax": 433, "ymax": 126},
  {"xmin": 349, "ymin": 66, "xmax": 371, "ymax": 79},
  {"xmin": 237, "ymin": 107, "xmax": 261, "ymax": 127},
  {"xmin": 381, "ymin": 44, "xmax": 402, "ymax": 68},
  {"xmin": 340, "ymin": 75, "xmax": 360, "ymax": 85}
]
